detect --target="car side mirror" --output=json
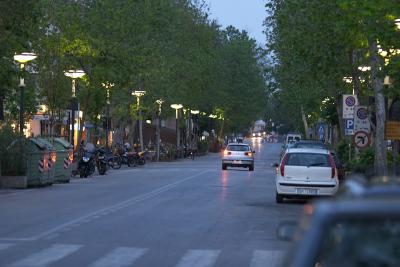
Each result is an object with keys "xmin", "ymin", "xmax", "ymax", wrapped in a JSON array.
[
  {"xmin": 277, "ymin": 221, "xmax": 298, "ymax": 241},
  {"xmin": 253, "ymin": 151, "xmax": 256, "ymax": 154}
]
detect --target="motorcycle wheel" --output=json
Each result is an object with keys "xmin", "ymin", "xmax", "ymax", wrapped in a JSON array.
[
  {"xmin": 79, "ymin": 168, "xmax": 85, "ymax": 178},
  {"xmin": 127, "ymin": 156, "xmax": 137, "ymax": 167},
  {"xmin": 99, "ymin": 163, "xmax": 107, "ymax": 175},
  {"xmin": 109, "ymin": 156, "xmax": 122, "ymax": 169}
]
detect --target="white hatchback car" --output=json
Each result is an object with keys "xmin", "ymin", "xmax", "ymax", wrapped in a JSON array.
[
  {"xmin": 275, "ymin": 148, "xmax": 339, "ymax": 203},
  {"xmin": 222, "ymin": 143, "xmax": 255, "ymax": 171}
]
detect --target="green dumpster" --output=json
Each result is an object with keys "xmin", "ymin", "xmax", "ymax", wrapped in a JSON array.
[
  {"xmin": 26, "ymin": 138, "xmax": 56, "ymax": 186},
  {"xmin": 49, "ymin": 138, "xmax": 73, "ymax": 183}
]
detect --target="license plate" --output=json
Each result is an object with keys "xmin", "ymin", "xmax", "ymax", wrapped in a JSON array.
[
  {"xmin": 296, "ymin": 188, "xmax": 318, "ymax": 195},
  {"xmin": 233, "ymin": 160, "xmax": 242, "ymax": 164}
]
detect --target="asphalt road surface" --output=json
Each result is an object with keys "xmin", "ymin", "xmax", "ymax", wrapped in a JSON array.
[{"xmin": 0, "ymin": 141, "xmax": 303, "ymax": 267}]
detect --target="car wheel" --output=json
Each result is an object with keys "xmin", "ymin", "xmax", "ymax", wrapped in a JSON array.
[
  {"xmin": 276, "ymin": 192, "xmax": 284, "ymax": 203},
  {"xmin": 249, "ymin": 164, "xmax": 254, "ymax": 171},
  {"xmin": 222, "ymin": 164, "xmax": 227, "ymax": 170}
]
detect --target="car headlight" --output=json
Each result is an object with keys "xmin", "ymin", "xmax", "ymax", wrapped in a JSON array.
[{"xmin": 83, "ymin": 157, "xmax": 90, "ymax": 162}]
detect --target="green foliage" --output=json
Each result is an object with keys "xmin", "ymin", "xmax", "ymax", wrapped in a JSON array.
[
  {"xmin": 197, "ymin": 140, "xmax": 209, "ymax": 153},
  {"xmin": 0, "ymin": 127, "xmax": 27, "ymax": 176}
]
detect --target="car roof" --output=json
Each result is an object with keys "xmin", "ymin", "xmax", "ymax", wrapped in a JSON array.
[
  {"xmin": 227, "ymin": 143, "xmax": 249, "ymax": 146},
  {"xmin": 286, "ymin": 148, "xmax": 330, "ymax": 154}
]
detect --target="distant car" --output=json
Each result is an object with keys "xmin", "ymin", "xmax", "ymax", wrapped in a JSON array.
[
  {"xmin": 285, "ymin": 133, "xmax": 301, "ymax": 144},
  {"xmin": 222, "ymin": 143, "xmax": 255, "ymax": 171},
  {"xmin": 275, "ymin": 148, "xmax": 339, "ymax": 203},
  {"xmin": 278, "ymin": 178, "xmax": 400, "ymax": 267}
]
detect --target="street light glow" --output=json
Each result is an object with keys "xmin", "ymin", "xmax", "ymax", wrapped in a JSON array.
[
  {"xmin": 132, "ymin": 90, "xmax": 146, "ymax": 97},
  {"xmin": 342, "ymin": 77, "xmax": 352, "ymax": 83},
  {"xmin": 358, "ymin": 66, "xmax": 371, "ymax": 72},
  {"xmin": 395, "ymin": 18, "xmax": 400, "ymax": 29},
  {"xmin": 191, "ymin": 110, "xmax": 200, "ymax": 114},
  {"xmin": 170, "ymin": 104, "xmax": 183, "ymax": 110},
  {"xmin": 14, "ymin": 52, "xmax": 37, "ymax": 65},
  {"xmin": 64, "ymin": 69, "xmax": 85, "ymax": 79}
]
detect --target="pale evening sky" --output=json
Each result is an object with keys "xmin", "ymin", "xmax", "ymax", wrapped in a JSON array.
[{"xmin": 206, "ymin": 0, "xmax": 266, "ymax": 46}]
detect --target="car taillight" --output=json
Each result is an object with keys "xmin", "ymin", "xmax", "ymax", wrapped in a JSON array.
[
  {"xmin": 328, "ymin": 154, "xmax": 336, "ymax": 178},
  {"xmin": 224, "ymin": 150, "xmax": 231, "ymax": 156},
  {"xmin": 280, "ymin": 154, "xmax": 289, "ymax": 177},
  {"xmin": 244, "ymin": 152, "xmax": 252, "ymax": 156}
]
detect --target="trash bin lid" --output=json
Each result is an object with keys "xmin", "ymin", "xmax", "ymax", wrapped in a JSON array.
[
  {"xmin": 54, "ymin": 138, "xmax": 73, "ymax": 149},
  {"xmin": 29, "ymin": 138, "xmax": 54, "ymax": 150}
]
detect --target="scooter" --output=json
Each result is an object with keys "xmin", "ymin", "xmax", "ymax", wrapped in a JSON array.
[{"xmin": 137, "ymin": 151, "xmax": 146, "ymax": 165}]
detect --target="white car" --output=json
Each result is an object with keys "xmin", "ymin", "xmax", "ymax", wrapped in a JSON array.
[
  {"xmin": 275, "ymin": 148, "xmax": 339, "ymax": 203},
  {"xmin": 222, "ymin": 143, "xmax": 255, "ymax": 171}
]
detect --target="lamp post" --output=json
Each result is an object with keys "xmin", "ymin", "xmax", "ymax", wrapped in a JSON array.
[
  {"xmin": 171, "ymin": 104, "xmax": 183, "ymax": 152},
  {"xmin": 132, "ymin": 90, "xmax": 146, "ymax": 150},
  {"xmin": 64, "ymin": 69, "xmax": 85, "ymax": 147},
  {"xmin": 14, "ymin": 52, "xmax": 37, "ymax": 136},
  {"xmin": 102, "ymin": 82, "xmax": 114, "ymax": 148},
  {"xmin": 155, "ymin": 99, "xmax": 164, "ymax": 161}
]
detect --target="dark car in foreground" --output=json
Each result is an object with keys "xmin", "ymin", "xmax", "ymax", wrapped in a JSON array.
[{"xmin": 279, "ymin": 177, "xmax": 400, "ymax": 267}]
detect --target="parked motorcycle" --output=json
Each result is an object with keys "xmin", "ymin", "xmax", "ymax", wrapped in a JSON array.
[
  {"xmin": 136, "ymin": 151, "xmax": 146, "ymax": 165},
  {"xmin": 96, "ymin": 148, "xmax": 108, "ymax": 175},
  {"xmin": 78, "ymin": 151, "xmax": 96, "ymax": 178}
]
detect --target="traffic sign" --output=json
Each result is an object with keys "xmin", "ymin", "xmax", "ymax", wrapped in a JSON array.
[
  {"xmin": 354, "ymin": 106, "xmax": 370, "ymax": 133},
  {"xmin": 344, "ymin": 119, "xmax": 354, "ymax": 135},
  {"xmin": 353, "ymin": 130, "xmax": 371, "ymax": 148},
  {"xmin": 342, "ymin": 94, "xmax": 358, "ymax": 119}
]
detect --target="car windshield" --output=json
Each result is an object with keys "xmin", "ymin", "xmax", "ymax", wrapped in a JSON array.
[
  {"xmin": 316, "ymin": 219, "xmax": 400, "ymax": 267},
  {"xmin": 286, "ymin": 153, "xmax": 330, "ymax": 167},
  {"xmin": 227, "ymin": 145, "xmax": 250, "ymax": 151}
]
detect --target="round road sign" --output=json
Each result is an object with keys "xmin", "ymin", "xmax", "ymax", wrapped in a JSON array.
[
  {"xmin": 353, "ymin": 130, "xmax": 371, "ymax": 148},
  {"xmin": 345, "ymin": 96, "xmax": 356, "ymax": 107},
  {"xmin": 356, "ymin": 107, "xmax": 368, "ymax": 120}
]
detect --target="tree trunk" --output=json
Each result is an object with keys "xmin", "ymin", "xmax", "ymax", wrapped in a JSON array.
[
  {"xmin": 301, "ymin": 106, "xmax": 308, "ymax": 137},
  {"xmin": 0, "ymin": 95, "xmax": 4, "ymax": 121},
  {"xmin": 368, "ymin": 38, "xmax": 388, "ymax": 176}
]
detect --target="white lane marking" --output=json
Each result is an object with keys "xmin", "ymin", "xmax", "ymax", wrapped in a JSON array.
[
  {"xmin": 250, "ymin": 250, "xmax": 285, "ymax": 267},
  {"xmin": 175, "ymin": 249, "xmax": 220, "ymax": 267},
  {"xmin": 29, "ymin": 170, "xmax": 209, "ymax": 240},
  {"xmin": 0, "ymin": 243, "xmax": 13, "ymax": 251},
  {"xmin": 9, "ymin": 244, "xmax": 82, "ymax": 267},
  {"xmin": 88, "ymin": 247, "xmax": 148, "ymax": 267}
]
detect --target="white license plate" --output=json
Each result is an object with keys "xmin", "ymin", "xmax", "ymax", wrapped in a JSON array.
[
  {"xmin": 233, "ymin": 160, "xmax": 242, "ymax": 164},
  {"xmin": 296, "ymin": 188, "xmax": 318, "ymax": 195}
]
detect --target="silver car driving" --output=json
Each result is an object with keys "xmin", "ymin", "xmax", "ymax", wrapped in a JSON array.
[{"xmin": 222, "ymin": 143, "xmax": 255, "ymax": 171}]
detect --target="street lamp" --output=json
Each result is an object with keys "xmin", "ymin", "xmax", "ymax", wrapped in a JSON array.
[
  {"xmin": 132, "ymin": 90, "xmax": 146, "ymax": 150},
  {"xmin": 102, "ymin": 82, "xmax": 114, "ymax": 148},
  {"xmin": 395, "ymin": 18, "xmax": 400, "ymax": 30},
  {"xmin": 14, "ymin": 52, "xmax": 37, "ymax": 136},
  {"xmin": 155, "ymin": 99, "xmax": 164, "ymax": 161},
  {"xmin": 171, "ymin": 104, "xmax": 183, "ymax": 150},
  {"xmin": 64, "ymin": 69, "xmax": 85, "ymax": 147}
]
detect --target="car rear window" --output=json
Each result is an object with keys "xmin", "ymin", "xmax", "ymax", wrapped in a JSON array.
[
  {"xmin": 286, "ymin": 153, "xmax": 329, "ymax": 167},
  {"xmin": 293, "ymin": 143, "xmax": 327, "ymax": 149},
  {"xmin": 227, "ymin": 145, "xmax": 250, "ymax": 151}
]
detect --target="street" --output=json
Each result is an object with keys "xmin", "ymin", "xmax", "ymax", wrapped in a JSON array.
[{"xmin": 0, "ymin": 142, "xmax": 303, "ymax": 267}]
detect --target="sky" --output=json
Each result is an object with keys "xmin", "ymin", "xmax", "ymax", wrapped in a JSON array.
[{"xmin": 206, "ymin": 0, "xmax": 266, "ymax": 45}]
